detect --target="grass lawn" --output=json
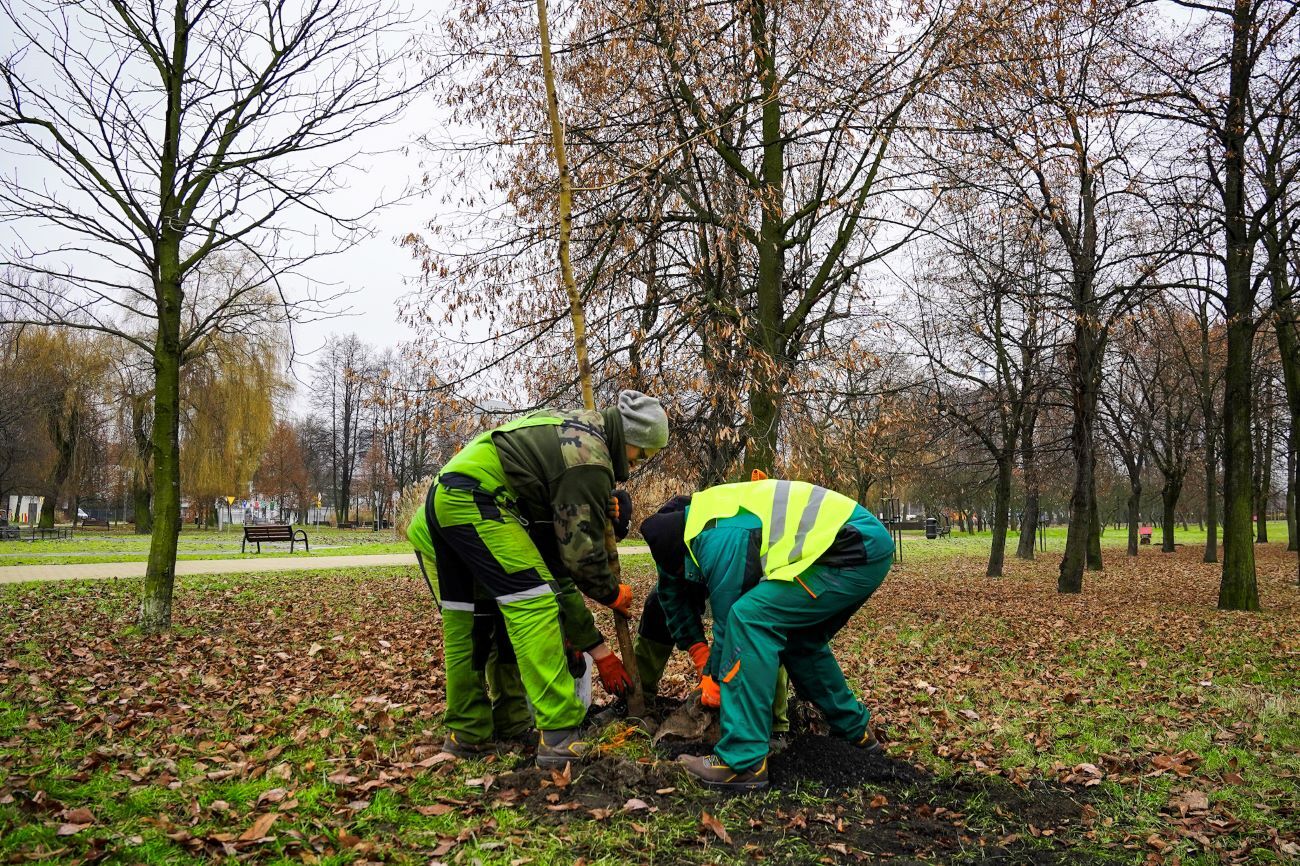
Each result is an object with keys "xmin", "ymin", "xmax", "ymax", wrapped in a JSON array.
[
  {"xmin": 891, "ymin": 520, "xmax": 1291, "ymax": 562},
  {"xmin": 0, "ymin": 544, "xmax": 1296, "ymax": 864},
  {"xmin": 0, "ymin": 527, "xmax": 410, "ymax": 566}
]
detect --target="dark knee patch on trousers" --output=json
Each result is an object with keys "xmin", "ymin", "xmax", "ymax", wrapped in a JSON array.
[
  {"xmin": 436, "ymin": 523, "xmax": 548, "ymax": 598},
  {"xmin": 470, "ymin": 602, "xmax": 518, "ymax": 669}
]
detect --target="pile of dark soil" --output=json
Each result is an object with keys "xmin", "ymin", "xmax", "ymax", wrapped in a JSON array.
[
  {"xmin": 480, "ymin": 731, "xmax": 1098, "ymax": 863},
  {"xmin": 768, "ymin": 733, "xmax": 931, "ymax": 790},
  {"xmin": 486, "ymin": 755, "xmax": 685, "ymax": 816}
]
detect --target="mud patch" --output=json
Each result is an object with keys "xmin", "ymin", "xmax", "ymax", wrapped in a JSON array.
[
  {"xmin": 939, "ymin": 777, "xmax": 1086, "ymax": 829},
  {"xmin": 485, "ymin": 756, "xmax": 685, "ymax": 817}
]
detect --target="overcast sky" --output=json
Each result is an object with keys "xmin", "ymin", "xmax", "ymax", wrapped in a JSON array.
[{"xmin": 0, "ymin": 0, "xmax": 460, "ymax": 401}]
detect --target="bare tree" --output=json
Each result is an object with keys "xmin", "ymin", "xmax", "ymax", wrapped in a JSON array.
[
  {"xmin": 0, "ymin": 0, "xmax": 419, "ymax": 630},
  {"xmin": 1139, "ymin": 0, "xmax": 1300, "ymax": 609},
  {"xmin": 1098, "ymin": 319, "xmax": 1153, "ymax": 557},
  {"xmin": 313, "ymin": 334, "xmax": 372, "ymax": 526},
  {"xmin": 909, "ymin": 197, "xmax": 1052, "ymax": 577},
  {"xmin": 934, "ymin": 0, "xmax": 1178, "ymax": 592}
]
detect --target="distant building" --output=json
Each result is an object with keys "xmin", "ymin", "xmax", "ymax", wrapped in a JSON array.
[{"xmin": 3, "ymin": 495, "xmax": 43, "ymax": 525}]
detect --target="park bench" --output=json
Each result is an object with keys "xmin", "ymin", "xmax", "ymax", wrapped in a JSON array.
[
  {"xmin": 80, "ymin": 517, "xmax": 109, "ymax": 528},
  {"xmin": 241, "ymin": 524, "xmax": 310, "ymax": 554}
]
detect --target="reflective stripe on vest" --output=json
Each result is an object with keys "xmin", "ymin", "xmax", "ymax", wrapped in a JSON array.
[{"xmin": 683, "ymin": 480, "xmax": 858, "ymax": 582}]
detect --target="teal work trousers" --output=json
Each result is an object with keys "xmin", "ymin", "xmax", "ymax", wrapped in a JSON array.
[{"xmin": 713, "ymin": 556, "xmax": 891, "ymax": 771}]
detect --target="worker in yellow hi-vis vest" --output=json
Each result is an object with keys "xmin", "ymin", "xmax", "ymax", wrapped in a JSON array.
[{"xmin": 639, "ymin": 479, "xmax": 894, "ymax": 791}]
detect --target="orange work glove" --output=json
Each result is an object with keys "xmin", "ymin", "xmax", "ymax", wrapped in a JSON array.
[
  {"xmin": 686, "ymin": 642, "xmax": 710, "ymax": 675},
  {"xmin": 750, "ymin": 469, "xmax": 769, "ymax": 481},
  {"xmin": 594, "ymin": 652, "xmax": 633, "ymax": 696},
  {"xmin": 602, "ymin": 583, "xmax": 634, "ymax": 618},
  {"xmin": 699, "ymin": 675, "xmax": 720, "ymax": 708}
]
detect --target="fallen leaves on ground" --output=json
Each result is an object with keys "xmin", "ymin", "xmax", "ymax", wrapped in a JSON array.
[{"xmin": 0, "ymin": 545, "xmax": 1295, "ymax": 864}]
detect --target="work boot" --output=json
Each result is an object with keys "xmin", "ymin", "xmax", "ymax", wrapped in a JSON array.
[
  {"xmin": 535, "ymin": 728, "xmax": 591, "ymax": 770},
  {"xmin": 855, "ymin": 728, "xmax": 884, "ymax": 755},
  {"xmin": 440, "ymin": 731, "xmax": 495, "ymax": 759},
  {"xmin": 496, "ymin": 727, "xmax": 538, "ymax": 753},
  {"xmin": 678, "ymin": 754, "xmax": 768, "ymax": 792}
]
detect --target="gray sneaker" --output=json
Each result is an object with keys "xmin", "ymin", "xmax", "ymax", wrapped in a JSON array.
[{"xmin": 535, "ymin": 728, "xmax": 591, "ymax": 770}]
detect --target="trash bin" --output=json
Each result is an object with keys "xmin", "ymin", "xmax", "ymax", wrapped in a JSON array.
[{"xmin": 925, "ymin": 516, "xmax": 938, "ymax": 540}]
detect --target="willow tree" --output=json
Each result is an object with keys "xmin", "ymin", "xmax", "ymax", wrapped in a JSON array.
[
  {"xmin": 12, "ymin": 327, "xmax": 113, "ymax": 528},
  {"xmin": 0, "ymin": 0, "xmax": 418, "ymax": 631},
  {"xmin": 181, "ymin": 328, "xmax": 287, "ymax": 527}
]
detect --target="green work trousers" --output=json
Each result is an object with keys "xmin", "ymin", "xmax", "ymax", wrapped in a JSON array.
[
  {"xmin": 634, "ymin": 635, "xmax": 789, "ymax": 732},
  {"xmin": 713, "ymin": 556, "xmax": 891, "ymax": 771},
  {"xmin": 429, "ymin": 482, "xmax": 587, "ymax": 742}
]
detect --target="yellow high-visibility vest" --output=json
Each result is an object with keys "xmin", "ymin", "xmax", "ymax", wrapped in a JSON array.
[{"xmin": 683, "ymin": 480, "xmax": 858, "ymax": 581}]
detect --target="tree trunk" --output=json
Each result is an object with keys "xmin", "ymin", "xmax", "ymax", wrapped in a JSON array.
[
  {"xmin": 1059, "ymin": 429, "xmax": 1092, "ymax": 592},
  {"xmin": 1161, "ymin": 482, "xmax": 1181, "ymax": 553},
  {"xmin": 1216, "ymin": 0, "xmax": 1260, "ymax": 611},
  {"xmin": 988, "ymin": 456, "xmax": 1013, "ymax": 577},
  {"xmin": 38, "ymin": 495, "xmax": 57, "ymax": 529},
  {"xmin": 1017, "ymin": 493, "xmax": 1039, "ymax": 560},
  {"xmin": 132, "ymin": 396, "xmax": 153, "ymax": 534},
  {"xmin": 1087, "ymin": 466, "xmax": 1103, "ymax": 571},
  {"xmin": 1221, "ymin": 312, "xmax": 1259, "ymax": 609},
  {"xmin": 743, "ymin": 6, "xmax": 785, "ymax": 478},
  {"xmin": 139, "ymin": 271, "xmax": 184, "ymax": 633},
  {"xmin": 1289, "ymin": 442, "xmax": 1297, "ymax": 551},
  {"xmin": 1126, "ymin": 482, "xmax": 1141, "ymax": 557},
  {"xmin": 132, "ymin": 478, "xmax": 153, "ymax": 534},
  {"xmin": 1016, "ymin": 401, "xmax": 1040, "ymax": 560},
  {"xmin": 1255, "ymin": 401, "xmax": 1273, "ymax": 543},
  {"xmin": 1204, "ymin": 439, "xmax": 1218, "ymax": 562}
]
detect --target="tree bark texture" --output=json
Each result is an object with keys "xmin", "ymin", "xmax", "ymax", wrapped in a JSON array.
[
  {"xmin": 1216, "ymin": 0, "xmax": 1260, "ymax": 611},
  {"xmin": 140, "ymin": 274, "xmax": 183, "ymax": 633},
  {"xmin": 987, "ymin": 457, "xmax": 1013, "ymax": 577}
]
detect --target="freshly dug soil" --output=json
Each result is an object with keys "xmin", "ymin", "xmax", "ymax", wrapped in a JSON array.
[
  {"xmin": 486, "ymin": 755, "xmax": 685, "ymax": 816},
  {"xmin": 769, "ymin": 732, "xmax": 931, "ymax": 790},
  {"xmin": 482, "ymin": 732, "xmax": 1097, "ymax": 863}
]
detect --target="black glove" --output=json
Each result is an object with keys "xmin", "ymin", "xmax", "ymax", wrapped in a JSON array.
[
  {"xmin": 563, "ymin": 640, "xmax": 588, "ymax": 679},
  {"xmin": 609, "ymin": 489, "xmax": 633, "ymax": 540}
]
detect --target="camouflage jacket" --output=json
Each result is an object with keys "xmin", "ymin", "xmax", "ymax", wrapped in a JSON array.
[{"xmin": 494, "ymin": 408, "xmax": 629, "ymax": 633}]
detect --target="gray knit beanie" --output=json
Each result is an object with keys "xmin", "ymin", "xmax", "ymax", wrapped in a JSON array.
[{"xmin": 617, "ymin": 390, "xmax": 669, "ymax": 449}]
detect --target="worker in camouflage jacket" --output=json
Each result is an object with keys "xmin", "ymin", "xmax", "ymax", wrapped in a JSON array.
[{"xmin": 406, "ymin": 391, "xmax": 668, "ymax": 769}]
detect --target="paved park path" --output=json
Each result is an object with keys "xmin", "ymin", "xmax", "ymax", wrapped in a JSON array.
[{"xmin": 0, "ymin": 547, "xmax": 651, "ymax": 585}]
